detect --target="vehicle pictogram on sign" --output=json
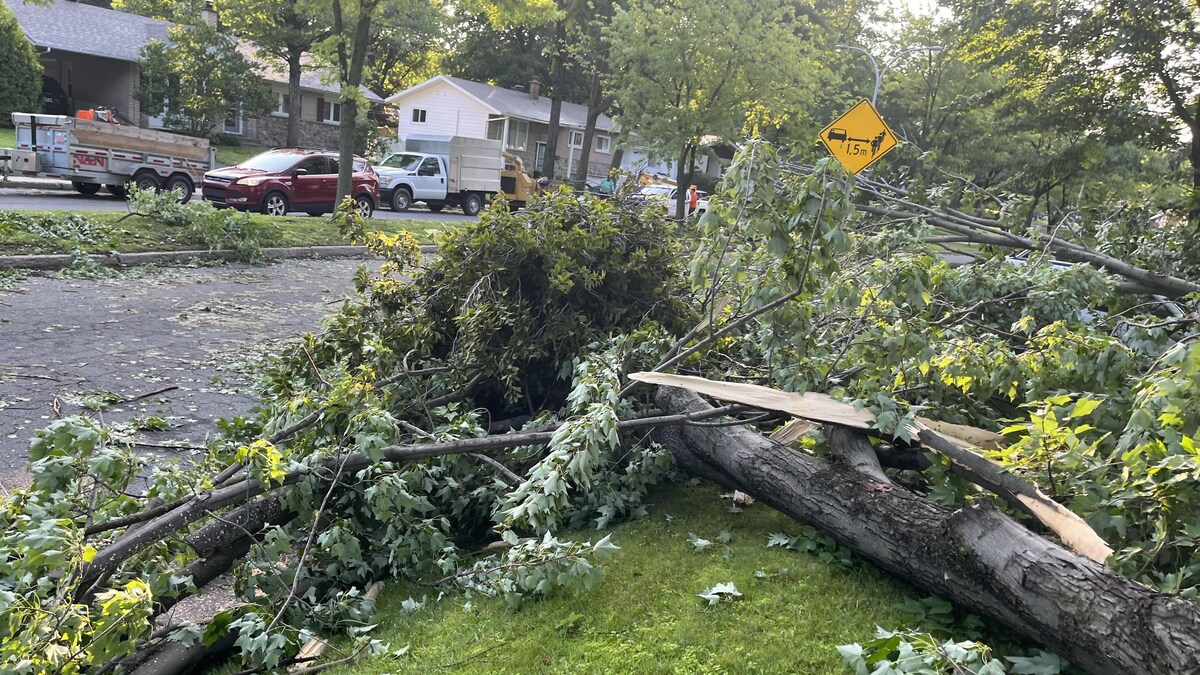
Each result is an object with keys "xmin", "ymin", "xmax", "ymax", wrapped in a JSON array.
[{"xmin": 818, "ymin": 99, "xmax": 897, "ymax": 174}]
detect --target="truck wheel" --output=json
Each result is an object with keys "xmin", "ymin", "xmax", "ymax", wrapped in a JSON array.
[
  {"xmin": 165, "ymin": 175, "xmax": 194, "ymax": 203},
  {"xmin": 391, "ymin": 187, "xmax": 412, "ymax": 212},
  {"xmin": 106, "ymin": 184, "xmax": 127, "ymax": 198},
  {"xmin": 354, "ymin": 195, "xmax": 374, "ymax": 219},
  {"xmin": 261, "ymin": 191, "xmax": 289, "ymax": 217},
  {"xmin": 133, "ymin": 171, "xmax": 161, "ymax": 193},
  {"xmin": 72, "ymin": 182, "xmax": 101, "ymax": 196},
  {"xmin": 428, "ymin": 202, "xmax": 445, "ymax": 213},
  {"xmin": 462, "ymin": 192, "xmax": 483, "ymax": 216}
]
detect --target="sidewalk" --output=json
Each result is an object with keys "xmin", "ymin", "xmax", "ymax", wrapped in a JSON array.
[{"xmin": 0, "ymin": 175, "xmax": 71, "ymax": 191}]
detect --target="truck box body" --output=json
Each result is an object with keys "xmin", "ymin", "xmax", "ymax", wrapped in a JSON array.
[
  {"xmin": 8, "ymin": 112, "xmax": 214, "ymax": 198},
  {"xmin": 404, "ymin": 134, "xmax": 502, "ymax": 194}
]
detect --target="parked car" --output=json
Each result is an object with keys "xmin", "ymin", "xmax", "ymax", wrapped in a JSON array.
[{"xmin": 201, "ymin": 149, "xmax": 378, "ymax": 217}]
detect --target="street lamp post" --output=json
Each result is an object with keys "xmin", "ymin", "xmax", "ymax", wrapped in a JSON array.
[{"xmin": 835, "ymin": 44, "xmax": 943, "ymax": 105}]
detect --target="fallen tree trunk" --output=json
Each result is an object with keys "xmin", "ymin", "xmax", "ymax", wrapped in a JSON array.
[{"xmin": 655, "ymin": 386, "xmax": 1200, "ymax": 675}]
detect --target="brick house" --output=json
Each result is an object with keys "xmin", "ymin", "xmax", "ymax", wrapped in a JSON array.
[{"xmin": 5, "ymin": 0, "xmax": 380, "ymax": 150}]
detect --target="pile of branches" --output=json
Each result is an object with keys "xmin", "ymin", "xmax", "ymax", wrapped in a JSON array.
[{"xmin": 3, "ymin": 142, "xmax": 1200, "ymax": 674}]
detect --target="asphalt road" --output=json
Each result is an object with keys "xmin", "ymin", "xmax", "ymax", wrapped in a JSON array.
[
  {"xmin": 0, "ymin": 189, "xmax": 474, "ymax": 221},
  {"xmin": 0, "ymin": 257, "xmax": 373, "ymax": 491}
]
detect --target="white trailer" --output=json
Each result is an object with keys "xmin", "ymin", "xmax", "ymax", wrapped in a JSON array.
[{"xmin": 8, "ymin": 112, "xmax": 215, "ymax": 202}]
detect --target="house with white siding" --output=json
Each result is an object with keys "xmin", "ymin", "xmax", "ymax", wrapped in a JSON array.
[
  {"xmin": 5, "ymin": 0, "xmax": 380, "ymax": 150},
  {"xmin": 386, "ymin": 75, "xmax": 616, "ymax": 181}
]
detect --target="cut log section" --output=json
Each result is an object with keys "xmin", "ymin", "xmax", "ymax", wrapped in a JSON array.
[{"xmin": 654, "ymin": 386, "xmax": 1200, "ymax": 675}]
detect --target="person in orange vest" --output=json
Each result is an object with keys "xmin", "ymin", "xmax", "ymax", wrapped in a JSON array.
[{"xmin": 687, "ymin": 185, "xmax": 699, "ymax": 218}]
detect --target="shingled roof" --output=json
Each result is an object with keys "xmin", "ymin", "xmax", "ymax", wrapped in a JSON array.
[
  {"xmin": 387, "ymin": 75, "xmax": 614, "ymax": 132},
  {"xmin": 4, "ymin": 0, "xmax": 171, "ymax": 63}
]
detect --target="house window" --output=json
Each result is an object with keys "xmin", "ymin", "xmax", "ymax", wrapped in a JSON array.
[
  {"xmin": 323, "ymin": 101, "xmax": 341, "ymax": 124},
  {"xmin": 568, "ymin": 130, "xmax": 584, "ymax": 149},
  {"xmin": 224, "ymin": 104, "xmax": 243, "ymax": 135},
  {"xmin": 595, "ymin": 134, "xmax": 611, "ymax": 153},
  {"xmin": 412, "ymin": 108, "xmax": 427, "ymax": 123},
  {"xmin": 505, "ymin": 119, "xmax": 529, "ymax": 150},
  {"xmin": 486, "ymin": 118, "xmax": 505, "ymax": 141},
  {"xmin": 273, "ymin": 92, "xmax": 291, "ymax": 117}
]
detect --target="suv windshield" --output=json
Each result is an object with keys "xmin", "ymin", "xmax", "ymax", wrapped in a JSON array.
[
  {"xmin": 238, "ymin": 151, "xmax": 302, "ymax": 173},
  {"xmin": 380, "ymin": 154, "xmax": 423, "ymax": 171}
]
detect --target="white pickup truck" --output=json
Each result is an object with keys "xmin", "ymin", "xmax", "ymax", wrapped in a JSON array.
[{"xmin": 375, "ymin": 134, "xmax": 538, "ymax": 215}]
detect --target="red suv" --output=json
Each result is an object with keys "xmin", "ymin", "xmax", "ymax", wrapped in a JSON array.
[{"xmin": 201, "ymin": 149, "xmax": 379, "ymax": 218}]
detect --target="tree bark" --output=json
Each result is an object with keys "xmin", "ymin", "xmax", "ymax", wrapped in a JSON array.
[
  {"xmin": 654, "ymin": 386, "xmax": 1200, "ymax": 675},
  {"xmin": 333, "ymin": 0, "xmax": 377, "ymax": 206},
  {"xmin": 542, "ymin": 22, "xmax": 566, "ymax": 180},
  {"xmin": 286, "ymin": 51, "xmax": 303, "ymax": 148},
  {"xmin": 573, "ymin": 79, "xmax": 607, "ymax": 186}
]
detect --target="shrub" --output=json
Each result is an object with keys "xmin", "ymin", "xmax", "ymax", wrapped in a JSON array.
[{"xmin": 0, "ymin": 2, "xmax": 41, "ymax": 121}]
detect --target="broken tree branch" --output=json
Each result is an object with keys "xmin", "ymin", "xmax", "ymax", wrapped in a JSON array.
[{"xmin": 655, "ymin": 386, "xmax": 1200, "ymax": 675}]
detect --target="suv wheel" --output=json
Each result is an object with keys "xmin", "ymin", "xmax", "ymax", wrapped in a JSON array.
[
  {"xmin": 355, "ymin": 195, "xmax": 374, "ymax": 219},
  {"xmin": 391, "ymin": 187, "xmax": 412, "ymax": 212},
  {"xmin": 261, "ymin": 191, "xmax": 289, "ymax": 216},
  {"xmin": 462, "ymin": 192, "xmax": 483, "ymax": 216}
]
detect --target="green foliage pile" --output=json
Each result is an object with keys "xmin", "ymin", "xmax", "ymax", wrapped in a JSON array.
[
  {"xmin": 694, "ymin": 142, "xmax": 1200, "ymax": 600},
  {"xmin": 124, "ymin": 186, "xmax": 279, "ymax": 258},
  {"xmin": 1, "ymin": 137, "xmax": 1197, "ymax": 673},
  {"xmin": 0, "ymin": 2, "xmax": 40, "ymax": 123},
  {"xmin": 0, "ymin": 190, "xmax": 695, "ymax": 672}
]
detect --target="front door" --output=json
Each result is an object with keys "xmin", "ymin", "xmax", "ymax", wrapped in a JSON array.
[
  {"xmin": 535, "ymin": 142, "xmax": 546, "ymax": 174},
  {"xmin": 290, "ymin": 156, "xmax": 329, "ymax": 208}
]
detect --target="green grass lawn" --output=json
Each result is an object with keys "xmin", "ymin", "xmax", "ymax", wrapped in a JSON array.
[
  {"xmin": 303, "ymin": 483, "xmax": 916, "ymax": 675},
  {"xmin": 214, "ymin": 144, "xmax": 268, "ymax": 167},
  {"xmin": 0, "ymin": 126, "xmax": 15, "ymax": 149},
  {"xmin": 0, "ymin": 209, "xmax": 451, "ymax": 256}
]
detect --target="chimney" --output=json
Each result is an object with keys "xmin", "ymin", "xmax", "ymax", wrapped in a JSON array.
[{"xmin": 529, "ymin": 79, "xmax": 541, "ymax": 101}]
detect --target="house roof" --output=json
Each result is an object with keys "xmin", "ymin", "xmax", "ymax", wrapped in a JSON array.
[
  {"xmin": 4, "ymin": 0, "xmax": 172, "ymax": 63},
  {"xmin": 235, "ymin": 43, "xmax": 383, "ymax": 103},
  {"xmin": 386, "ymin": 75, "xmax": 613, "ymax": 132}
]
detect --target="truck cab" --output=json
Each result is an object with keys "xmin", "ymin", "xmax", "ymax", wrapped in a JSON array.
[{"xmin": 375, "ymin": 152, "xmax": 451, "ymax": 212}]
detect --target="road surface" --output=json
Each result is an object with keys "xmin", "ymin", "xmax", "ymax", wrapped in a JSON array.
[{"xmin": 0, "ymin": 257, "xmax": 373, "ymax": 491}]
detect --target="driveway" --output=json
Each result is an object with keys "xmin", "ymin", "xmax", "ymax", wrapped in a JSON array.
[{"xmin": 0, "ymin": 257, "xmax": 372, "ymax": 491}]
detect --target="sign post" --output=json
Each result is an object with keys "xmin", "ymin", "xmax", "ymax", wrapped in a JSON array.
[{"xmin": 818, "ymin": 99, "xmax": 897, "ymax": 174}]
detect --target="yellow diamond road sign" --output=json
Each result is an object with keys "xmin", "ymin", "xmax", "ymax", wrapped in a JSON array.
[{"xmin": 819, "ymin": 99, "xmax": 897, "ymax": 174}]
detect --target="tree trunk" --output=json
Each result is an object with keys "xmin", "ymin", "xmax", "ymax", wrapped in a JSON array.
[
  {"xmin": 573, "ymin": 89, "xmax": 605, "ymax": 186},
  {"xmin": 654, "ymin": 386, "xmax": 1200, "ymax": 675},
  {"xmin": 674, "ymin": 144, "xmax": 694, "ymax": 219},
  {"xmin": 541, "ymin": 22, "xmax": 566, "ymax": 181},
  {"xmin": 286, "ymin": 51, "xmax": 303, "ymax": 148},
  {"xmin": 333, "ymin": 0, "xmax": 376, "ymax": 206},
  {"xmin": 1190, "ymin": 123, "xmax": 1200, "ymax": 230}
]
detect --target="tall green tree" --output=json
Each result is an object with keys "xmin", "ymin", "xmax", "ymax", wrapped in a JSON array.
[
  {"xmin": 214, "ymin": 0, "xmax": 331, "ymax": 147},
  {"xmin": 950, "ymin": 0, "xmax": 1200, "ymax": 227},
  {"xmin": 364, "ymin": 0, "xmax": 445, "ymax": 97},
  {"xmin": 323, "ymin": 0, "xmax": 383, "ymax": 204},
  {"xmin": 605, "ymin": 0, "xmax": 810, "ymax": 216},
  {"xmin": 0, "ymin": 1, "xmax": 42, "ymax": 123},
  {"xmin": 136, "ymin": 24, "xmax": 275, "ymax": 138}
]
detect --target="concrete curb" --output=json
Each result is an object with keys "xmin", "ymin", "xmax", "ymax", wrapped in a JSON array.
[
  {"xmin": 0, "ymin": 244, "xmax": 439, "ymax": 271},
  {"xmin": 0, "ymin": 178, "xmax": 72, "ymax": 192}
]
